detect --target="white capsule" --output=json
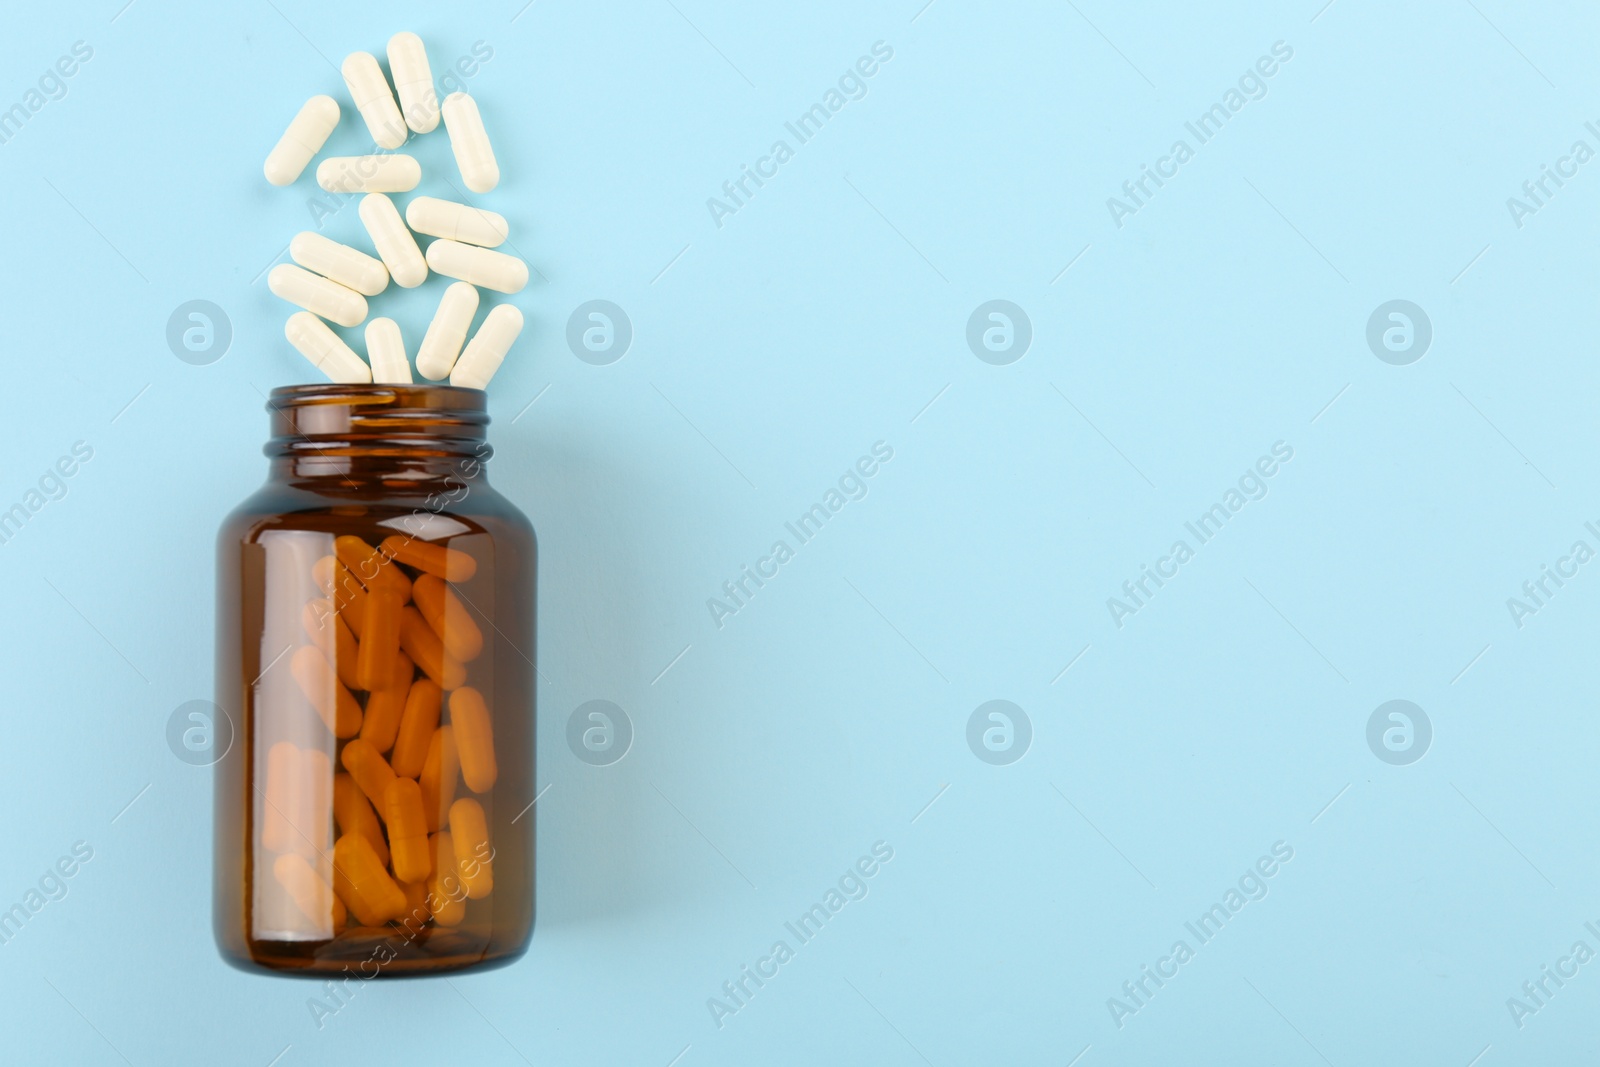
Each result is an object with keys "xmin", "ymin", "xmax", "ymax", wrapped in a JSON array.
[
  {"xmin": 286, "ymin": 312, "xmax": 371, "ymax": 384},
  {"xmin": 317, "ymin": 155, "xmax": 421, "ymax": 193},
  {"xmin": 387, "ymin": 33, "xmax": 439, "ymax": 134},
  {"xmin": 425, "ymin": 240, "xmax": 527, "ymax": 294},
  {"xmin": 264, "ymin": 95, "xmax": 339, "ymax": 186},
  {"xmin": 289, "ymin": 232, "xmax": 388, "ymax": 297},
  {"xmin": 450, "ymin": 305, "xmax": 523, "ymax": 390},
  {"xmin": 405, "ymin": 196, "xmax": 508, "ymax": 248},
  {"xmin": 342, "ymin": 51, "xmax": 406, "ymax": 149},
  {"xmin": 359, "ymin": 194, "xmax": 428, "ymax": 289},
  {"xmin": 268, "ymin": 264, "xmax": 368, "ymax": 328},
  {"xmin": 441, "ymin": 93, "xmax": 499, "ymax": 194},
  {"xmin": 365, "ymin": 318, "xmax": 412, "ymax": 384},
  {"xmin": 416, "ymin": 282, "xmax": 481, "ymax": 380}
]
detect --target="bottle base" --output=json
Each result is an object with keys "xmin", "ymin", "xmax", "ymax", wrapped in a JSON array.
[{"xmin": 218, "ymin": 926, "xmax": 529, "ymax": 978}]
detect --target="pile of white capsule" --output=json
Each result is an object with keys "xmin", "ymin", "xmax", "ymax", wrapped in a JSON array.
[{"xmin": 262, "ymin": 32, "xmax": 524, "ymax": 391}]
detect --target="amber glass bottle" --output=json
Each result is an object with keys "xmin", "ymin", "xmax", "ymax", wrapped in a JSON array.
[{"xmin": 214, "ymin": 384, "xmax": 535, "ymax": 976}]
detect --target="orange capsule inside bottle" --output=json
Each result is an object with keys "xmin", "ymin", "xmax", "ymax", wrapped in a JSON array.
[
  {"xmin": 289, "ymin": 645, "xmax": 361, "ymax": 738},
  {"xmin": 392, "ymin": 678, "xmax": 442, "ymax": 778},
  {"xmin": 332, "ymin": 833, "xmax": 407, "ymax": 926},
  {"xmin": 332, "ymin": 771, "xmax": 389, "ymax": 868},
  {"xmin": 449, "ymin": 797, "xmax": 493, "ymax": 899},
  {"xmin": 302, "ymin": 596, "xmax": 362, "ymax": 692},
  {"xmin": 261, "ymin": 742, "xmax": 302, "ymax": 855},
  {"xmin": 419, "ymin": 725, "xmax": 459, "ymax": 833},
  {"xmin": 380, "ymin": 534, "xmax": 477, "ymax": 581},
  {"xmin": 360, "ymin": 680, "xmax": 408, "ymax": 753},
  {"xmin": 288, "ymin": 748, "xmax": 333, "ymax": 858},
  {"xmin": 449, "ymin": 686, "xmax": 497, "ymax": 793},
  {"xmin": 335, "ymin": 534, "xmax": 412, "ymax": 601},
  {"xmin": 313, "ymin": 554, "xmax": 369, "ymax": 630},
  {"xmin": 399, "ymin": 880, "xmax": 431, "ymax": 930},
  {"xmin": 385, "ymin": 777, "xmax": 432, "ymax": 884},
  {"xmin": 356, "ymin": 585, "xmax": 406, "ymax": 691},
  {"xmin": 298, "ymin": 597, "xmax": 333, "ymax": 659},
  {"xmin": 386, "ymin": 647, "xmax": 416, "ymax": 691},
  {"xmin": 399, "ymin": 606, "xmax": 466, "ymax": 689},
  {"xmin": 427, "ymin": 831, "xmax": 468, "ymax": 926},
  {"xmin": 413, "ymin": 573, "xmax": 484, "ymax": 662},
  {"xmin": 340, "ymin": 737, "xmax": 397, "ymax": 816},
  {"xmin": 273, "ymin": 852, "xmax": 338, "ymax": 934}
]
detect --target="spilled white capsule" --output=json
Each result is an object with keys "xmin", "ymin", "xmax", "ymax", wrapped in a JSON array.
[
  {"xmin": 416, "ymin": 282, "xmax": 480, "ymax": 380},
  {"xmin": 405, "ymin": 196, "xmax": 508, "ymax": 248},
  {"xmin": 441, "ymin": 93, "xmax": 499, "ymax": 193},
  {"xmin": 268, "ymin": 264, "xmax": 368, "ymax": 328},
  {"xmin": 451, "ymin": 304, "xmax": 523, "ymax": 390},
  {"xmin": 342, "ymin": 51, "xmax": 407, "ymax": 149},
  {"xmin": 264, "ymin": 95, "xmax": 339, "ymax": 186},
  {"xmin": 387, "ymin": 33, "xmax": 439, "ymax": 134},
  {"xmin": 317, "ymin": 155, "xmax": 421, "ymax": 193},
  {"xmin": 289, "ymin": 232, "xmax": 388, "ymax": 297},
  {"xmin": 358, "ymin": 194, "xmax": 428, "ymax": 289},
  {"xmin": 425, "ymin": 240, "xmax": 526, "ymax": 294},
  {"xmin": 286, "ymin": 312, "xmax": 371, "ymax": 383},
  {"xmin": 365, "ymin": 317, "xmax": 412, "ymax": 384}
]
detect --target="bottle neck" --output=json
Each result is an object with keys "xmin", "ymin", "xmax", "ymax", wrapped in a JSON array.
[{"xmin": 264, "ymin": 384, "xmax": 493, "ymax": 490}]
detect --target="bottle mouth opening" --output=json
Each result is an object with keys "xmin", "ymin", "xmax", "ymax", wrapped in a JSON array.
[{"xmin": 266, "ymin": 384, "xmax": 490, "ymax": 463}]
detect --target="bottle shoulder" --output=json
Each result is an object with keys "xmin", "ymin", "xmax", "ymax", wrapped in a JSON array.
[{"xmin": 219, "ymin": 480, "xmax": 535, "ymax": 547}]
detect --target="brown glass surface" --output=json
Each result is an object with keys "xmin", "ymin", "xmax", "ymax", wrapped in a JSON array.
[{"xmin": 214, "ymin": 384, "xmax": 535, "ymax": 977}]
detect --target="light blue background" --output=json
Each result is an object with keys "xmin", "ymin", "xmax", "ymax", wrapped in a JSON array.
[{"xmin": 0, "ymin": 0, "xmax": 1594, "ymax": 1063}]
